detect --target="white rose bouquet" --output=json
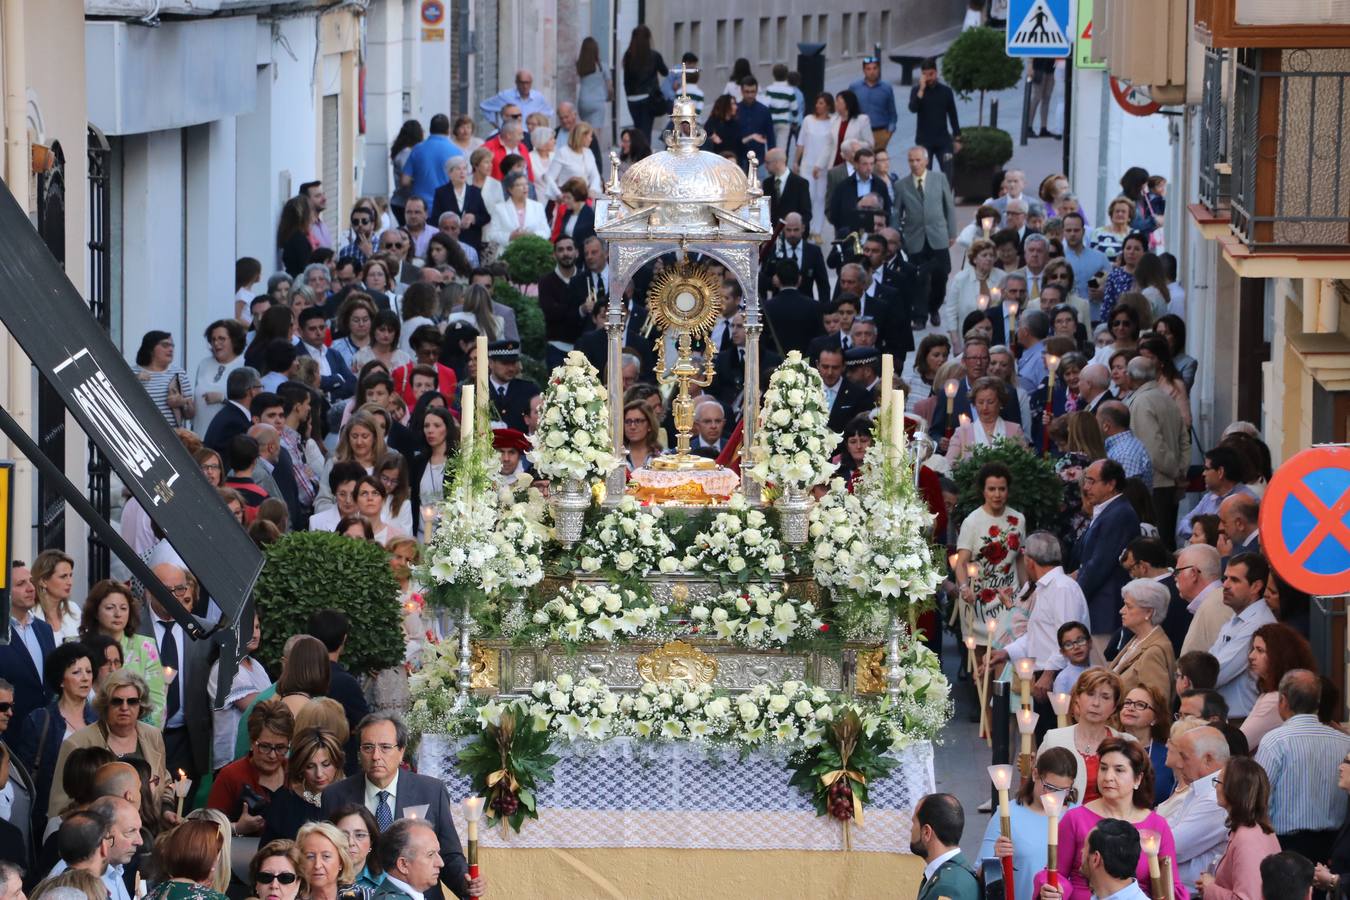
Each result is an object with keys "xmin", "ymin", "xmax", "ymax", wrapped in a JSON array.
[
  {"xmin": 847, "ymin": 443, "xmax": 945, "ymax": 605},
  {"xmin": 873, "ymin": 630, "xmax": 952, "ymax": 749},
  {"xmin": 529, "ymin": 351, "xmax": 618, "ymax": 484},
  {"xmin": 423, "ymin": 488, "xmax": 547, "ymax": 602},
  {"xmin": 728, "ymin": 680, "xmax": 835, "ymax": 749},
  {"xmin": 574, "ymin": 495, "xmax": 678, "ymax": 577},
  {"xmin": 807, "ymin": 478, "xmax": 867, "ymax": 590},
  {"xmin": 526, "ymin": 674, "xmax": 623, "ymax": 742},
  {"xmin": 683, "ymin": 493, "xmax": 787, "ymax": 583},
  {"xmin": 696, "ymin": 584, "xmax": 821, "ymax": 648},
  {"xmin": 519, "ymin": 581, "xmax": 670, "ymax": 645},
  {"xmin": 619, "ymin": 680, "xmax": 730, "ymax": 741},
  {"xmin": 748, "ymin": 350, "xmax": 838, "ymax": 492}
]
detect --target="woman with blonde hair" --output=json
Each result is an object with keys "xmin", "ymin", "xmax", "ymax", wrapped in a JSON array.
[
  {"xmin": 1064, "ymin": 411, "xmax": 1107, "ymax": 460},
  {"xmin": 447, "ymin": 284, "xmax": 502, "ymax": 342},
  {"xmin": 32, "ymin": 549, "xmax": 80, "ymax": 644},
  {"xmin": 549, "ymin": 121, "xmax": 603, "ymax": 197},
  {"xmin": 314, "ymin": 412, "xmax": 388, "ymax": 512},
  {"xmin": 32, "ymin": 868, "xmax": 110, "ymax": 900},
  {"xmin": 261, "ymin": 727, "xmax": 345, "ymax": 843},
  {"xmin": 296, "ymin": 820, "xmax": 368, "ymax": 900},
  {"xmin": 469, "ymin": 146, "xmax": 501, "ymax": 210},
  {"xmin": 1036, "ymin": 668, "xmax": 1135, "ymax": 803}
]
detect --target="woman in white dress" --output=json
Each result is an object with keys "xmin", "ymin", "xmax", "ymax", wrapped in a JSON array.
[
  {"xmin": 485, "ymin": 172, "xmax": 551, "ymax": 247},
  {"xmin": 942, "ymin": 239, "xmax": 1007, "ymax": 353},
  {"xmin": 794, "ymin": 92, "xmax": 837, "ymax": 241},
  {"xmin": 529, "ymin": 127, "xmax": 562, "ymax": 204},
  {"xmin": 548, "ymin": 122, "xmax": 604, "ymax": 198}
]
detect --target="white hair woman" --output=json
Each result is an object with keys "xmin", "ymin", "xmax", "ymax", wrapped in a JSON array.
[{"xmin": 1109, "ymin": 578, "xmax": 1177, "ymax": 709}]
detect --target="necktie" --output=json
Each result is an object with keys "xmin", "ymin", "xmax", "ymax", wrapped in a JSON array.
[
  {"xmin": 841, "ymin": 334, "xmax": 851, "ymax": 350},
  {"xmin": 376, "ymin": 790, "xmax": 393, "ymax": 831},
  {"xmin": 159, "ymin": 622, "xmax": 180, "ymax": 721},
  {"xmin": 497, "ymin": 384, "xmax": 507, "ymax": 400},
  {"xmin": 917, "ymin": 177, "xmax": 925, "ymax": 200}
]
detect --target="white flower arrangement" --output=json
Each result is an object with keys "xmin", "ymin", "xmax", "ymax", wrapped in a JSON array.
[
  {"xmin": 529, "ymin": 351, "xmax": 618, "ymax": 484},
  {"xmin": 423, "ymin": 488, "xmax": 547, "ymax": 599},
  {"xmin": 726, "ymin": 680, "xmax": 835, "ymax": 749},
  {"xmin": 748, "ymin": 350, "xmax": 839, "ymax": 491},
  {"xmin": 847, "ymin": 443, "xmax": 945, "ymax": 605},
  {"xmin": 519, "ymin": 581, "xmax": 670, "ymax": 645},
  {"xmin": 524, "ymin": 674, "xmax": 623, "ymax": 742},
  {"xmin": 618, "ymin": 680, "xmax": 729, "ymax": 742},
  {"xmin": 574, "ymin": 495, "xmax": 679, "ymax": 577},
  {"xmin": 872, "ymin": 633, "xmax": 953, "ymax": 751},
  {"xmin": 807, "ymin": 479, "xmax": 867, "ymax": 590},
  {"xmin": 682, "ymin": 493, "xmax": 787, "ymax": 582},
  {"xmin": 693, "ymin": 584, "xmax": 821, "ymax": 648}
]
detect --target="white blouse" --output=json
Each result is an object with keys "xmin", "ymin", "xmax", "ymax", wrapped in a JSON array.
[{"xmin": 547, "ymin": 144, "xmax": 604, "ymax": 197}]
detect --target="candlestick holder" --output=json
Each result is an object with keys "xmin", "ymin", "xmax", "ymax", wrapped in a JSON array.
[
  {"xmin": 1049, "ymin": 691, "xmax": 1072, "ymax": 728},
  {"xmin": 453, "ymin": 598, "xmax": 475, "ymax": 710},
  {"xmin": 988, "ymin": 764, "xmax": 1017, "ymax": 900},
  {"xmin": 462, "ymin": 796, "xmax": 485, "ymax": 879}
]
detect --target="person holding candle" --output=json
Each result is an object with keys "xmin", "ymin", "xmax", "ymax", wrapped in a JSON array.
[
  {"xmin": 911, "ymin": 793, "xmax": 980, "ymax": 900},
  {"xmin": 1033, "ymin": 737, "xmax": 1187, "ymax": 900},
  {"xmin": 981, "ymin": 747, "xmax": 1080, "ymax": 900},
  {"xmin": 1118, "ymin": 685, "xmax": 1175, "ymax": 804},
  {"xmin": 954, "ymin": 462, "xmax": 1027, "ymax": 651},
  {"xmin": 1041, "ymin": 818, "xmax": 1151, "ymax": 900},
  {"xmin": 1038, "ymin": 668, "xmax": 1134, "ymax": 803},
  {"xmin": 1195, "ymin": 757, "xmax": 1281, "ymax": 900},
  {"xmin": 945, "ymin": 377, "xmax": 1027, "ymax": 463}
]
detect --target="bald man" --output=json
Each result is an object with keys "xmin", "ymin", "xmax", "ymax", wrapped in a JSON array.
[
  {"xmin": 762, "ymin": 148, "xmax": 812, "ymax": 226},
  {"xmin": 1218, "ymin": 493, "xmax": 1261, "ymax": 556},
  {"xmin": 758, "ymin": 211, "xmax": 830, "ymax": 300},
  {"xmin": 140, "ymin": 563, "xmax": 217, "ymax": 779}
]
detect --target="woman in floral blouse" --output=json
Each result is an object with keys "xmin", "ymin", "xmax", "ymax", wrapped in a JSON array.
[
  {"xmin": 955, "ymin": 461, "xmax": 1028, "ymax": 650},
  {"xmin": 78, "ymin": 579, "xmax": 168, "ymax": 727}
]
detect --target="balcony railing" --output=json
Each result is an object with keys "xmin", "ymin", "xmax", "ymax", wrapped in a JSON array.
[
  {"xmin": 1230, "ymin": 47, "xmax": 1350, "ymax": 250},
  {"xmin": 1198, "ymin": 48, "xmax": 1230, "ymax": 211}
]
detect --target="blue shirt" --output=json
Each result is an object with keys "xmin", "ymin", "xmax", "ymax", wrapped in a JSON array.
[
  {"xmin": 735, "ymin": 100, "xmax": 775, "ymax": 161},
  {"xmin": 10, "ymin": 615, "xmax": 44, "ymax": 676},
  {"xmin": 1176, "ymin": 483, "xmax": 1254, "ymax": 546},
  {"xmin": 402, "ymin": 135, "xmax": 463, "ymax": 206},
  {"xmin": 478, "ymin": 88, "xmax": 554, "ymax": 127},
  {"xmin": 849, "ymin": 77, "xmax": 898, "ymax": 131},
  {"xmin": 1063, "ymin": 243, "xmax": 1109, "ymax": 299},
  {"xmin": 1016, "ymin": 340, "xmax": 1047, "ymax": 393},
  {"xmin": 1105, "ymin": 430, "xmax": 1154, "ymax": 489}
]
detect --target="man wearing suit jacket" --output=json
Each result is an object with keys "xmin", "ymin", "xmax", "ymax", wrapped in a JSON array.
[
  {"xmin": 895, "ymin": 146, "xmax": 958, "ymax": 329},
  {"xmin": 296, "ymin": 308, "xmax": 356, "ymax": 402},
  {"xmin": 430, "ymin": 179, "xmax": 490, "ymax": 252},
  {"xmin": 689, "ymin": 397, "xmax": 729, "ymax": 454},
  {"xmin": 758, "ymin": 213, "xmax": 830, "ymax": 301},
  {"xmin": 816, "ymin": 346, "xmax": 873, "ymax": 434},
  {"xmin": 823, "ymin": 139, "xmax": 863, "ymax": 217},
  {"xmin": 0, "ymin": 562, "xmax": 53, "ymax": 745},
  {"xmin": 485, "ymin": 340, "xmax": 541, "ymax": 432},
  {"xmin": 762, "ymin": 149, "xmax": 811, "ymax": 225},
  {"xmin": 926, "ymin": 338, "xmax": 1021, "ymax": 439},
  {"xmin": 912, "ymin": 793, "xmax": 978, "ymax": 900},
  {"xmin": 1069, "ymin": 460, "xmax": 1141, "ymax": 649},
  {"xmin": 140, "ymin": 563, "xmax": 216, "ymax": 779},
  {"xmin": 204, "ymin": 367, "xmax": 262, "ymax": 457},
  {"xmin": 826, "ymin": 147, "xmax": 892, "ymax": 236},
  {"xmin": 763, "ymin": 259, "xmax": 825, "ymax": 356},
  {"xmin": 321, "ymin": 715, "xmax": 480, "ymax": 899}
]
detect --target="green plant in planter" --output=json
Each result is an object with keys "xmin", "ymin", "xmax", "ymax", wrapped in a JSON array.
[
  {"xmin": 491, "ymin": 280, "xmax": 547, "ymax": 363},
  {"xmin": 954, "ymin": 126, "xmax": 1014, "ymax": 169},
  {"xmin": 252, "ymin": 530, "xmax": 404, "ymax": 675},
  {"xmin": 950, "ymin": 438, "xmax": 1062, "ymax": 532},
  {"xmin": 499, "ymin": 235, "xmax": 556, "ymax": 287},
  {"xmin": 942, "ymin": 26, "xmax": 1022, "ymax": 126}
]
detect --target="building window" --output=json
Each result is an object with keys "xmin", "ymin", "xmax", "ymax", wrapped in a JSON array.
[
  {"xmin": 801, "ymin": 14, "xmax": 812, "ymax": 43},
  {"xmin": 733, "ymin": 18, "xmax": 744, "ymax": 58},
  {"xmin": 858, "ymin": 11, "xmax": 868, "ymax": 55},
  {"xmin": 717, "ymin": 19, "xmax": 726, "ymax": 62},
  {"xmin": 777, "ymin": 17, "xmax": 788, "ymax": 60},
  {"xmin": 674, "ymin": 22, "xmax": 685, "ymax": 54},
  {"xmin": 690, "ymin": 21, "xmax": 701, "ymax": 61},
  {"xmin": 880, "ymin": 9, "xmax": 891, "ymax": 46},
  {"xmin": 759, "ymin": 17, "xmax": 771, "ymax": 63},
  {"xmin": 841, "ymin": 13, "xmax": 852, "ymax": 55},
  {"xmin": 817, "ymin": 15, "xmax": 828, "ymax": 51}
]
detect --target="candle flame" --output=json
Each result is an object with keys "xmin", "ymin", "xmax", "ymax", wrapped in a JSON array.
[
  {"xmin": 1139, "ymin": 829, "xmax": 1161, "ymax": 854},
  {"xmin": 985, "ymin": 617, "xmax": 998, "ymax": 634},
  {"xmin": 1014, "ymin": 657, "xmax": 1037, "ymax": 677},
  {"xmin": 965, "ymin": 562, "xmax": 980, "ymax": 580},
  {"xmin": 1050, "ymin": 692, "xmax": 1072, "ymax": 715},
  {"xmin": 944, "ymin": 379, "xmax": 960, "ymax": 399},
  {"xmin": 964, "ymin": 635, "xmax": 977, "ymax": 650},
  {"xmin": 1041, "ymin": 791, "xmax": 1063, "ymax": 817},
  {"xmin": 987, "ymin": 764, "xmax": 1015, "ymax": 790},
  {"xmin": 978, "ymin": 294, "xmax": 990, "ymax": 311},
  {"xmin": 1017, "ymin": 708, "xmax": 1040, "ymax": 733},
  {"xmin": 1008, "ymin": 300, "xmax": 1020, "ymax": 317}
]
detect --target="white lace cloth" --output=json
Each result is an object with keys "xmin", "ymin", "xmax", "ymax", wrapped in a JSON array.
[{"xmin": 417, "ymin": 734, "xmax": 935, "ymax": 852}]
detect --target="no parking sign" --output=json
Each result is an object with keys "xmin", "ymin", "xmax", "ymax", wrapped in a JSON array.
[{"xmin": 1259, "ymin": 446, "xmax": 1350, "ymax": 596}]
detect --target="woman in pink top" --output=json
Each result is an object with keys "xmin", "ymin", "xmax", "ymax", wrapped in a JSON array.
[
  {"xmin": 1036, "ymin": 737, "xmax": 1188, "ymax": 900},
  {"xmin": 1195, "ymin": 757, "xmax": 1282, "ymax": 900},
  {"xmin": 1240, "ymin": 623, "xmax": 1316, "ymax": 752}
]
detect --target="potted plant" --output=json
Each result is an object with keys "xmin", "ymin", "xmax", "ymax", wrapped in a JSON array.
[
  {"xmin": 941, "ymin": 26, "xmax": 1021, "ymax": 202},
  {"xmin": 949, "ymin": 439, "xmax": 1062, "ymax": 531}
]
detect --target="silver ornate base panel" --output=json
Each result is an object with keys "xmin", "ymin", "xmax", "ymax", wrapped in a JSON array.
[{"xmin": 418, "ymin": 734, "xmax": 935, "ymax": 852}]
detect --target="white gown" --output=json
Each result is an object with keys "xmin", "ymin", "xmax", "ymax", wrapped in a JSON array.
[{"xmin": 795, "ymin": 115, "xmax": 838, "ymax": 239}]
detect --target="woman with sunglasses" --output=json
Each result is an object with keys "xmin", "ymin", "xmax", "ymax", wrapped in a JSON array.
[
  {"xmin": 1118, "ymin": 684, "xmax": 1175, "ymax": 803},
  {"xmin": 1093, "ymin": 304, "xmax": 1141, "ymax": 366},
  {"xmin": 48, "ymin": 670, "xmax": 170, "ymax": 816},
  {"xmin": 981, "ymin": 747, "xmax": 1080, "ymax": 900},
  {"xmin": 252, "ymin": 840, "xmax": 307, "ymax": 900}
]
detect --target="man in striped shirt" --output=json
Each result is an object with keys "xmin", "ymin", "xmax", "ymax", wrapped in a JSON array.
[
  {"xmin": 1254, "ymin": 669, "xmax": 1350, "ymax": 863},
  {"xmin": 764, "ymin": 64, "xmax": 798, "ymax": 156}
]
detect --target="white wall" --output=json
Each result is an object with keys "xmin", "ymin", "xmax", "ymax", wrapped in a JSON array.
[
  {"xmin": 185, "ymin": 119, "xmax": 238, "ymax": 377},
  {"xmin": 119, "ymin": 130, "xmax": 186, "ymax": 367},
  {"xmin": 365, "ymin": 0, "xmax": 412, "ymax": 199}
]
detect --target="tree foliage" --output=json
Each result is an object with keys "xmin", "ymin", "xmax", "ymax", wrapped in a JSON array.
[{"xmin": 941, "ymin": 27, "xmax": 1022, "ymax": 126}]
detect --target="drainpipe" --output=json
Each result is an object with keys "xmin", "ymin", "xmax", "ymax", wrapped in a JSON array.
[{"xmin": 2, "ymin": 0, "xmax": 32, "ymax": 560}]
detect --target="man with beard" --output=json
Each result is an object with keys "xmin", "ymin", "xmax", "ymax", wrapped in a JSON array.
[{"xmin": 911, "ymin": 793, "xmax": 977, "ymax": 900}]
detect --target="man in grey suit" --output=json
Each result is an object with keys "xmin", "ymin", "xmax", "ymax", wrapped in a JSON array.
[
  {"xmin": 320, "ymin": 714, "xmax": 484, "ymax": 898},
  {"xmin": 895, "ymin": 146, "xmax": 957, "ymax": 330},
  {"xmin": 823, "ymin": 139, "xmax": 864, "ymax": 220}
]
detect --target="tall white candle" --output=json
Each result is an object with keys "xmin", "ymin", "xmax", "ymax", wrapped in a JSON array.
[
  {"xmin": 475, "ymin": 336, "xmax": 489, "ymax": 415},
  {"xmin": 889, "ymin": 389, "xmax": 905, "ymax": 460},
  {"xmin": 880, "ymin": 354, "xmax": 894, "ymax": 417},
  {"xmin": 460, "ymin": 385, "xmax": 475, "ymax": 450}
]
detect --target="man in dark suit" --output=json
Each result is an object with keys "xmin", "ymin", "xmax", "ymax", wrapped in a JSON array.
[
  {"xmin": 297, "ymin": 308, "xmax": 356, "ymax": 402},
  {"xmin": 826, "ymin": 147, "xmax": 892, "ymax": 236},
  {"xmin": 816, "ymin": 346, "xmax": 873, "ymax": 433},
  {"xmin": 0, "ymin": 562, "xmax": 54, "ymax": 745},
  {"xmin": 763, "ymin": 259, "xmax": 824, "ymax": 356},
  {"xmin": 758, "ymin": 213, "xmax": 830, "ymax": 301},
  {"xmin": 321, "ymin": 714, "xmax": 481, "ymax": 899},
  {"xmin": 689, "ymin": 397, "xmax": 729, "ymax": 454},
  {"xmin": 371, "ymin": 819, "xmax": 457, "ymax": 900},
  {"xmin": 1069, "ymin": 460, "xmax": 1141, "ymax": 650},
  {"xmin": 575, "ymin": 302, "xmax": 610, "ymax": 379},
  {"xmin": 485, "ymin": 340, "xmax": 541, "ymax": 432},
  {"xmin": 204, "ymin": 367, "xmax": 262, "ymax": 456},
  {"xmin": 907, "ymin": 59, "xmax": 962, "ymax": 174},
  {"xmin": 537, "ymin": 236, "xmax": 593, "ymax": 369},
  {"xmin": 762, "ymin": 148, "xmax": 811, "ymax": 225},
  {"xmin": 140, "ymin": 563, "xmax": 217, "ymax": 779},
  {"xmin": 307, "ymin": 610, "xmax": 370, "ymax": 775},
  {"xmin": 807, "ymin": 295, "xmax": 860, "ymax": 360},
  {"xmin": 837, "ymin": 261, "xmax": 908, "ymax": 358},
  {"xmin": 0, "ymin": 682, "xmax": 38, "ymax": 873},
  {"xmin": 926, "ymin": 337, "xmax": 1021, "ymax": 440},
  {"xmin": 1218, "ymin": 494, "xmax": 1262, "ymax": 558}
]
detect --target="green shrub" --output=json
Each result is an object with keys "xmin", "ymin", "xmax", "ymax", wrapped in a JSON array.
[
  {"xmin": 950, "ymin": 438, "xmax": 1062, "ymax": 532},
  {"xmin": 499, "ymin": 235, "xmax": 556, "ymax": 287},
  {"xmin": 955, "ymin": 126, "xmax": 1014, "ymax": 169},
  {"xmin": 942, "ymin": 26, "xmax": 1022, "ymax": 125},
  {"xmin": 492, "ymin": 280, "xmax": 547, "ymax": 363},
  {"xmin": 252, "ymin": 530, "xmax": 404, "ymax": 675}
]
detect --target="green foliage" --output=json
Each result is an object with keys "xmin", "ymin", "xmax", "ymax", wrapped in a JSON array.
[
  {"xmin": 252, "ymin": 530, "xmax": 404, "ymax": 675},
  {"xmin": 458, "ymin": 709, "xmax": 559, "ymax": 832},
  {"xmin": 950, "ymin": 438, "xmax": 1062, "ymax": 531},
  {"xmin": 787, "ymin": 709, "xmax": 899, "ymax": 824},
  {"xmin": 499, "ymin": 235, "xmax": 556, "ymax": 286},
  {"xmin": 491, "ymin": 280, "xmax": 547, "ymax": 364},
  {"xmin": 954, "ymin": 126, "xmax": 1014, "ymax": 169},
  {"xmin": 942, "ymin": 26, "xmax": 1023, "ymax": 101}
]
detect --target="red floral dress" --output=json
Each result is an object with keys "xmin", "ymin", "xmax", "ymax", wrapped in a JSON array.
[{"xmin": 956, "ymin": 506, "xmax": 1026, "ymax": 647}]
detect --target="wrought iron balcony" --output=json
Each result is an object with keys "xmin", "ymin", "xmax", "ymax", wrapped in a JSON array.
[{"xmin": 1198, "ymin": 48, "xmax": 1231, "ymax": 213}]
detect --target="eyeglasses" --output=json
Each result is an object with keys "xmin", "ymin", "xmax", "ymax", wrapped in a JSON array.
[
  {"xmin": 1111, "ymin": 319, "xmax": 1132, "ymax": 328},
  {"xmin": 384, "ymin": 241, "xmax": 407, "ymax": 249},
  {"xmin": 623, "ymin": 418, "xmax": 647, "ymax": 427},
  {"xmin": 1121, "ymin": 700, "xmax": 1154, "ymax": 712},
  {"xmin": 1174, "ymin": 565, "xmax": 1197, "ymax": 576},
  {"xmin": 0, "ymin": 702, "xmax": 12, "ymax": 713},
  {"xmin": 862, "ymin": 56, "xmax": 880, "ymax": 64},
  {"xmin": 343, "ymin": 829, "xmax": 371, "ymax": 843},
  {"xmin": 256, "ymin": 872, "xmax": 299, "ymax": 886},
  {"xmin": 1060, "ymin": 637, "xmax": 1089, "ymax": 650},
  {"xmin": 352, "ymin": 217, "xmax": 371, "ymax": 226},
  {"xmin": 360, "ymin": 742, "xmax": 401, "ymax": 755},
  {"xmin": 109, "ymin": 696, "xmax": 142, "ymax": 708},
  {"xmin": 201, "ymin": 463, "xmax": 222, "ymax": 472},
  {"xmin": 504, "ymin": 112, "xmax": 523, "ymax": 120},
  {"xmin": 255, "ymin": 741, "xmax": 290, "ymax": 756},
  {"xmin": 167, "ymin": 584, "xmax": 190, "ymax": 596}
]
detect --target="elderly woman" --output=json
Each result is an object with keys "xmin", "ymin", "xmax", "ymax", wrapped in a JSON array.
[
  {"xmin": 430, "ymin": 156, "xmax": 490, "ymax": 252},
  {"xmin": 13, "ymin": 643, "xmax": 97, "ymax": 820},
  {"xmin": 1038, "ymin": 668, "xmax": 1135, "ymax": 803},
  {"xmin": 207, "ymin": 698, "xmax": 295, "ymax": 837},
  {"xmin": 147, "ymin": 820, "xmax": 230, "ymax": 900},
  {"xmin": 1109, "ymin": 579, "xmax": 1177, "ymax": 707},
  {"xmin": 485, "ymin": 171, "xmax": 549, "ymax": 246},
  {"xmin": 296, "ymin": 820, "xmax": 371, "ymax": 900},
  {"xmin": 1035, "ymin": 737, "xmax": 1188, "ymax": 900},
  {"xmin": 528, "ymin": 126, "xmax": 561, "ymax": 203},
  {"xmin": 49, "ymin": 669, "xmax": 168, "ymax": 815},
  {"xmin": 78, "ymin": 579, "xmax": 167, "ymax": 727},
  {"xmin": 941, "ymin": 239, "xmax": 1005, "ymax": 353},
  {"xmin": 262, "ymin": 728, "xmax": 344, "ymax": 843},
  {"xmin": 945, "ymin": 376, "xmax": 1026, "ymax": 463},
  {"xmin": 251, "ymin": 839, "xmax": 307, "ymax": 900}
]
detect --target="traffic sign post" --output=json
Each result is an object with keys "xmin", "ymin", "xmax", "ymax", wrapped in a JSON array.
[
  {"xmin": 1074, "ymin": 0, "xmax": 1105, "ymax": 69},
  {"xmin": 1006, "ymin": 0, "xmax": 1072, "ymax": 58},
  {"xmin": 1259, "ymin": 446, "xmax": 1350, "ymax": 597}
]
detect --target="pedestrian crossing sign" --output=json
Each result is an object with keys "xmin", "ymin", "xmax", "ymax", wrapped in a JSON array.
[{"xmin": 1006, "ymin": 0, "xmax": 1072, "ymax": 57}]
